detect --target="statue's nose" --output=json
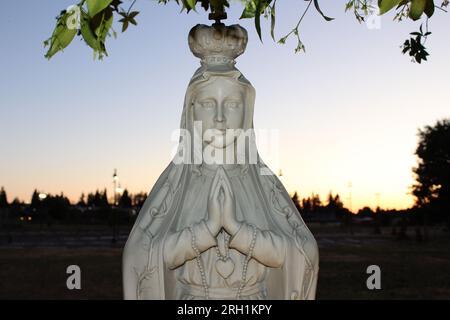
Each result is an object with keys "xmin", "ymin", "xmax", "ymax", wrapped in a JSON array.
[{"xmin": 215, "ymin": 104, "xmax": 225, "ymax": 123}]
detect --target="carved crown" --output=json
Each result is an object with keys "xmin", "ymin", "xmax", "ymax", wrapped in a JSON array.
[{"xmin": 188, "ymin": 24, "xmax": 248, "ymax": 65}]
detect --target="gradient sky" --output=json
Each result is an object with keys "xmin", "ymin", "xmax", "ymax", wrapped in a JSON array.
[{"xmin": 0, "ymin": 0, "xmax": 449, "ymax": 211}]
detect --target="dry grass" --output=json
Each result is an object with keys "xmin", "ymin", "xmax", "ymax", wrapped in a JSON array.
[{"xmin": 1, "ymin": 226, "xmax": 449, "ymax": 299}]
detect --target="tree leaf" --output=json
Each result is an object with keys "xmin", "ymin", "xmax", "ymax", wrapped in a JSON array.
[
  {"xmin": 186, "ymin": 0, "xmax": 196, "ymax": 10},
  {"xmin": 396, "ymin": 0, "xmax": 409, "ymax": 9},
  {"xmin": 240, "ymin": 0, "xmax": 271, "ymax": 19},
  {"xmin": 121, "ymin": 19, "xmax": 129, "ymax": 32},
  {"xmin": 270, "ymin": 0, "xmax": 276, "ymax": 41},
  {"xmin": 409, "ymin": 0, "xmax": 427, "ymax": 20},
  {"xmin": 424, "ymin": 0, "xmax": 435, "ymax": 17},
  {"xmin": 128, "ymin": 11, "xmax": 139, "ymax": 18},
  {"xmin": 91, "ymin": 8, "xmax": 112, "ymax": 37},
  {"xmin": 240, "ymin": 0, "xmax": 257, "ymax": 19},
  {"xmin": 118, "ymin": 10, "xmax": 139, "ymax": 32},
  {"xmin": 45, "ymin": 12, "xmax": 78, "ymax": 59},
  {"xmin": 378, "ymin": 0, "xmax": 402, "ymax": 15},
  {"xmin": 87, "ymin": 0, "xmax": 113, "ymax": 17},
  {"xmin": 129, "ymin": 17, "xmax": 137, "ymax": 25},
  {"xmin": 255, "ymin": 0, "xmax": 263, "ymax": 42},
  {"xmin": 313, "ymin": 0, "xmax": 334, "ymax": 21},
  {"xmin": 96, "ymin": 8, "xmax": 113, "ymax": 41},
  {"xmin": 80, "ymin": 10, "xmax": 101, "ymax": 51}
]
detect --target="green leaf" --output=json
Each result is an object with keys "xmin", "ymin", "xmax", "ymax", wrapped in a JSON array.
[
  {"xmin": 45, "ymin": 11, "xmax": 78, "ymax": 59},
  {"xmin": 409, "ymin": 0, "xmax": 427, "ymax": 20},
  {"xmin": 345, "ymin": 1, "xmax": 353, "ymax": 12},
  {"xmin": 240, "ymin": 0, "xmax": 271, "ymax": 19},
  {"xmin": 91, "ymin": 8, "xmax": 112, "ymax": 36},
  {"xmin": 270, "ymin": 0, "xmax": 276, "ymax": 41},
  {"xmin": 424, "ymin": 0, "xmax": 435, "ymax": 17},
  {"xmin": 80, "ymin": 10, "xmax": 101, "ymax": 51},
  {"xmin": 378, "ymin": 0, "xmax": 402, "ymax": 15},
  {"xmin": 118, "ymin": 10, "xmax": 139, "ymax": 32},
  {"xmin": 186, "ymin": 0, "xmax": 196, "ymax": 10},
  {"xmin": 180, "ymin": 0, "xmax": 192, "ymax": 13},
  {"xmin": 254, "ymin": 0, "xmax": 263, "ymax": 42},
  {"xmin": 120, "ymin": 19, "xmax": 129, "ymax": 32},
  {"xmin": 86, "ymin": 0, "xmax": 113, "ymax": 17},
  {"xmin": 129, "ymin": 17, "xmax": 137, "ymax": 25},
  {"xmin": 128, "ymin": 11, "xmax": 139, "ymax": 18},
  {"xmin": 96, "ymin": 9, "xmax": 113, "ymax": 41},
  {"xmin": 240, "ymin": 0, "xmax": 257, "ymax": 19},
  {"xmin": 80, "ymin": 7, "xmax": 113, "ymax": 58},
  {"xmin": 396, "ymin": 0, "xmax": 409, "ymax": 9},
  {"xmin": 313, "ymin": 0, "xmax": 334, "ymax": 21}
]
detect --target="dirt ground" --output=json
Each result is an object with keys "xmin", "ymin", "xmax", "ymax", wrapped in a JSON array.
[{"xmin": 1, "ymin": 225, "xmax": 449, "ymax": 299}]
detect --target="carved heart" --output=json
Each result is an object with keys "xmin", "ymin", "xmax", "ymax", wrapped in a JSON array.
[{"xmin": 215, "ymin": 258, "xmax": 235, "ymax": 279}]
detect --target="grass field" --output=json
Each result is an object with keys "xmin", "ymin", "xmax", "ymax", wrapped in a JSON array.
[{"xmin": 1, "ymin": 225, "xmax": 449, "ymax": 299}]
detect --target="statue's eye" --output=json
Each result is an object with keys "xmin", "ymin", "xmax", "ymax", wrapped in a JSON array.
[
  {"xmin": 200, "ymin": 100, "xmax": 215, "ymax": 109},
  {"xmin": 225, "ymin": 101, "xmax": 239, "ymax": 109}
]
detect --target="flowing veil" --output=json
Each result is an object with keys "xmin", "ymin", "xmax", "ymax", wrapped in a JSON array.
[{"xmin": 122, "ymin": 24, "xmax": 319, "ymax": 300}]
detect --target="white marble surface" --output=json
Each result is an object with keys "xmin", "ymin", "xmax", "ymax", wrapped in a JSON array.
[{"xmin": 122, "ymin": 23, "xmax": 319, "ymax": 300}]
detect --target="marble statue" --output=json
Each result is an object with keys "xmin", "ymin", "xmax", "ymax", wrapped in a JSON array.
[{"xmin": 122, "ymin": 23, "xmax": 319, "ymax": 300}]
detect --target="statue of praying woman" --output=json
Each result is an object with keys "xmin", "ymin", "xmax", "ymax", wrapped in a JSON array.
[{"xmin": 122, "ymin": 23, "xmax": 319, "ymax": 300}]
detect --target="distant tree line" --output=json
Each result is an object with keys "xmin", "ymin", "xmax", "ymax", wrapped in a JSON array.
[
  {"xmin": 1, "ymin": 118, "xmax": 448, "ymax": 233},
  {"xmin": 0, "ymin": 187, "xmax": 148, "ymax": 226}
]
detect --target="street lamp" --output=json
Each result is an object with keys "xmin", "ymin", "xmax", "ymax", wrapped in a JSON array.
[
  {"xmin": 112, "ymin": 169, "xmax": 119, "ymax": 244},
  {"xmin": 113, "ymin": 169, "xmax": 119, "ymax": 206},
  {"xmin": 38, "ymin": 193, "xmax": 47, "ymax": 200}
]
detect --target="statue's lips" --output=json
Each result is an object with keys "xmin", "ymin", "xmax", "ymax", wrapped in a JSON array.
[
  {"xmin": 210, "ymin": 128, "xmax": 227, "ymax": 135},
  {"xmin": 207, "ymin": 129, "xmax": 234, "ymax": 146}
]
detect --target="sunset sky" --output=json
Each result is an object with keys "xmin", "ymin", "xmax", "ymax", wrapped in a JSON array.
[{"xmin": 1, "ymin": 0, "xmax": 449, "ymax": 211}]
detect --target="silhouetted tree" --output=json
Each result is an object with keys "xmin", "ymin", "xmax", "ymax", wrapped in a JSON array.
[
  {"xmin": 77, "ymin": 193, "xmax": 87, "ymax": 207},
  {"xmin": 291, "ymin": 192, "xmax": 302, "ymax": 212},
  {"xmin": 133, "ymin": 192, "xmax": 147, "ymax": 208},
  {"xmin": 86, "ymin": 189, "xmax": 109, "ymax": 208},
  {"xmin": 325, "ymin": 192, "xmax": 347, "ymax": 221},
  {"xmin": 11, "ymin": 198, "xmax": 22, "ymax": 207},
  {"xmin": 412, "ymin": 119, "xmax": 450, "ymax": 225},
  {"xmin": 119, "ymin": 189, "xmax": 132, "ymax": 208},
  {"xmin": 42, "ymin": 193, "xmax": 71, "ymax": 220},
  {"xmin": 30, "ymin": 189, "xmax": 40, "ymax": 209},
  {"xmin": 311, "ymin": 194, "xmax": 322, "ymax": 212},
  {"xmin": 100, "ymin": 189, "xmax": 109, "ymax": 207},
  {"xmin": 326, "ymin": 192, "xmax": 344, "ymax": 211},
  {"xmin": 0, "ymin": 187, "xmax": 8, "ymax": 208},
  {"xmin": 94, "ymin": 190, "xmax": 102, "ymax": 207},
  {"xmin": 357, "ymin": 206, "xmax": 374, "ymax": 218},
  {"xmin": 87, "ymin": 192, "xmax": 95, "ymax": 207},
  {"xmin": 302, "ymin": 197, "xmax": 312, "ymax": 213}
]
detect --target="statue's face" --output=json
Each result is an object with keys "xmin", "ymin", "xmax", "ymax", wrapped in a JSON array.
[{"xmin": 193, "ymin": 77, "xmax": 246, "ymax": 149}]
